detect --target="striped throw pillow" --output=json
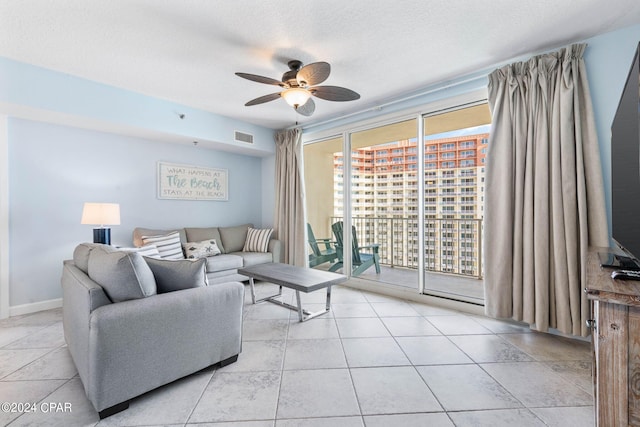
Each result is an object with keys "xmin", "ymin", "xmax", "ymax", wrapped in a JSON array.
[
  {"xmin": 117, "ymin": 244, "xmax": 162, "ymax": 259},
  {"xmin": 242, "ymin": 227, "xmax": 273, "ymax": 253},
  {"xmin": 134, "ymin": 244, "xmax": 162, "ymax": 259},
  {"xmin": 141, "ymin": 231, "xmax": 184, "ymax": 260}
]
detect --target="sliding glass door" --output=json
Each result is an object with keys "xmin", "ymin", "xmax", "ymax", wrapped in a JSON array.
[
  {"xmin": 422, "ymin": 103, "xmax": 491, "ymax": 304},
  {"xmin": 303, "ymin": 136, "xmax": 343, "ymax": 270},
  {"xmin": 348, "ymin": 119, "xmax": 418, "ymax": 287},
  {"xmin": 302, "ymin": 100, "xmax": 491, "ymax": 305}
]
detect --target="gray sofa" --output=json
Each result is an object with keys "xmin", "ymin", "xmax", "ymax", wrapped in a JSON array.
[
  {"xmin": 61, "ymin": 243, "xmax": 244, "ymax": 418},
  {"xmin": 133, "ymin": 223, "xmax": 282, "ymax": 284}
]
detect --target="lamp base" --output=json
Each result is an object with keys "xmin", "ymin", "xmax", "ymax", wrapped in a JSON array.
[{"xmin": 93, "ymin": 228, "xmax": 111, "ymax": 245}]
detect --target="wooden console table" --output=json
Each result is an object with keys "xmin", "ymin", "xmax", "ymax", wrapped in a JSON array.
[{"xmin": 586, "ymin": 247, "xmax": 640, "ymax": 426}]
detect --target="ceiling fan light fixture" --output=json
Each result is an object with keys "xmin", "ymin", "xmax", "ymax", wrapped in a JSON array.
[{"xmin": 282, "ymin": 87, "xmax": 311, "ymax": 108}]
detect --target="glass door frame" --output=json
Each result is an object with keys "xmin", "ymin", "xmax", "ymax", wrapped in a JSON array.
[{"xmin": 302, "ymin": 91, "xmax": 488, "ymax": 292}]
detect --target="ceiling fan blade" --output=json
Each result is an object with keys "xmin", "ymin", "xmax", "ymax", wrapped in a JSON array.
[
  {"xmin": 245, "ymin": 92, "xmax": 282, "ymax": 106},
  {"xmin": 296, "ymin": 62, "xmax": 331, "ymax": 87},
  {"xmin": 235, "ymin": 72, "xmax": 285, "ymax": 87},
  {"xmin": 311, "ymin": 85, "xmax": 360, "ymax": 102},
  {"xmin": 295, "ymin": 98, "xmax": 315, "ymax": 117}
]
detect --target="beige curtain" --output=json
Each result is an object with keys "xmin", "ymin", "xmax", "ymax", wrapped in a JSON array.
[
  {"xmin": 484, "ymin": 43, "xmax": 609, "ymax": 336},
  {"xmin": 274, "ymin": 128, "xmax": 307, "ymax": 266}
]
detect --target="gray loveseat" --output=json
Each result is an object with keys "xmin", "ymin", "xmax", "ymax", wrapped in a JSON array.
[
  {"xmin": 61, "ymin": 243, "xmax": 244, "ymax": 418},
  {"xmin": 132, "ymin": 223, "xmax": 282, "ymax": 284}
]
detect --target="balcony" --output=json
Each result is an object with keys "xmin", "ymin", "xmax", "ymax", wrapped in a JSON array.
[{"xmin": 329, "ymin": 216, "xmax": 483, "ymax": 280}]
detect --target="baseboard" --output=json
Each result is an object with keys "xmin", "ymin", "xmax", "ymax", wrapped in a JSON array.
[{"xmin": 9, "ymin": 298, "xmax": 62, "ymax": 317}]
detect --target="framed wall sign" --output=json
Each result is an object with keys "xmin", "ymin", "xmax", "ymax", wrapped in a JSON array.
[{"xmin": 157, "ymin": 162, "xmax": 228, "ymax": 201}]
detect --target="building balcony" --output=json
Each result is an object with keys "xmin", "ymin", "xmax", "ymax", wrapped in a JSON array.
[{"xmin": 328, "ymin": 215, "xmax": 483, "ymax": 281}]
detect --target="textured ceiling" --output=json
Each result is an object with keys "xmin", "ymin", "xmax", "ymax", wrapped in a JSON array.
[{"xmin": 1, "ymin": 0, "xmax": 640, "ymax": 130}]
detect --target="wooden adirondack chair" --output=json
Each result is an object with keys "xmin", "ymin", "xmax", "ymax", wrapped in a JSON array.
[
  {"xmin": 329, "ymin": 221, "xmax": 381, "ymax": 276},
  {"xmin": 307, "ymin": 223, "xmax": 338, "ymax": 268}
]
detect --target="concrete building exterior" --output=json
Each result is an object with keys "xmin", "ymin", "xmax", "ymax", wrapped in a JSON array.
[{"xmin": 333, "ymin": 133, "xmax": 489, "ymax": 277}]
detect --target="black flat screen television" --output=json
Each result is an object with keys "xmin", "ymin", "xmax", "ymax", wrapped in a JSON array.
[{"xmin": 608, "ymin": 41, "xmax": 640, "ymax": 269}]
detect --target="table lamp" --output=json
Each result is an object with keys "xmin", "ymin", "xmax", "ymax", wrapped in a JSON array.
[{"xmin": 81, "ymin": 202, "xmax": 121, "ymax": 245}]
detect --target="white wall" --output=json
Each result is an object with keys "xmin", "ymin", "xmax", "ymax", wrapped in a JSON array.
[{"xmin": 7, "ymin": 118, "xmax": 267, "ymax": 307}]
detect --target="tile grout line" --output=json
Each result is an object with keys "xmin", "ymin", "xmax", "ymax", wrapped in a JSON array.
[
  {"xmin": 336, "ymin": 292, "xmax": 367, "ymax": 423},
  {"xmin": 272, "ymin": 293, "xmax": 292, "ymax": 423}
]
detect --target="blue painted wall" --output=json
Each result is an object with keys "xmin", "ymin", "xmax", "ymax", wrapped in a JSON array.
[
  {"xmin": 0, "ymin": 57, "xmax": 275, "ymax": 155},
  {"xmin": 584, "ymin": 24, "xmax": 640, "ymax": 234},
  {"xmin": 8, "ymin": 118, "xmax": 264, "ymax": 306},
  {"xmin": 4, "ymin": 23, "xmax": 640, "ymax": 309}
]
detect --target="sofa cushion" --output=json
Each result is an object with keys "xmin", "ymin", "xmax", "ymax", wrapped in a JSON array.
[
  {"xmin": 144, "ymin": 257, "xmax": 208, "ymax": 293},
  {"xmin": 218, "ymin": 224, "xmax": 252, "ymax": 253},
  {"xmin": 184, "ymin": 227, "xmax": 225, "ymax": 253},
  {"xmin": 243, "ymin": 227, "xmax": 273, "ymax": 253},
  {"xmin": 231, "ymin": 251, "xmax": 273, "ymax": 267},
  {"xmin": 205, "ymin": 269, "xmax": 239, "ymax": 280},
  {"xmin": 205, "ymin": 254, "xmax": 243, "ymax": 273},
  {"xmin": 183, "ymin": 239, "xmax": 222, "ymax": 259},
  {"xmin": 88, "ymin": 246, "xmax": 157, "ymax": 302},
  {"xmin": 141, "ymin": 232, "xmax": 185, "ymax": 260},
  {"xmin": 132, "ymin": 227, "xmax": 187, "ymax": 248},
  {"xmin": 73, "ymin": 243, "xmax": 116, "ymax": 273}
]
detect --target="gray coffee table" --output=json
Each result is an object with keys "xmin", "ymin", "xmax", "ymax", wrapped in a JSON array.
[{"xmin": 238, "ymin": 263, "xmax": 347, "ymax": 322}]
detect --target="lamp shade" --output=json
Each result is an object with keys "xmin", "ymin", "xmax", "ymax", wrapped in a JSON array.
[
  {"xmin": 81, "ymin": 203, "xmax": 121, "ymax": 227},
  {"xmin": 282, "ymin": 88, "xmax": 311, "ymax": 107}
]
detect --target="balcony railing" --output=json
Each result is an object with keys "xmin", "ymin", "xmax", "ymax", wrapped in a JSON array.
[{"xmin": 330, "ymin": 216, "xmax": 483, "ymax": 278}]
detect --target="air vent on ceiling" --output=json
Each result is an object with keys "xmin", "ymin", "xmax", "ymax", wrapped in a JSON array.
[{"xmin": 234, "ymin": 130, "xmax": 254, "ymax": 144}]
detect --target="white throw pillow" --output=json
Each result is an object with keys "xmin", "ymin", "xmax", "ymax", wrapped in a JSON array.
[
  {"xmin": 242, "ymin": 227, "xmax": 273, "ymax": 253},
  {"xmin": 141, "ymin": 231, "xmax": 184, "ymax": 260},
  {"xmin": 183, "ymin": 239, "xmax": 222, "ymax": 259}
]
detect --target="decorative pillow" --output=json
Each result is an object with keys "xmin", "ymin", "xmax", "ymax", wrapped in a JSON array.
[
  {"xmin": 133, "ymin": 227, "xmax": 186, "ymax": 248},
  {"xmin": 184, "ymin": 227, "xmax": 226, "ymax": 254},
  {"xmin": 144, "ymin": 257, "xmax": 208, "ymax": 293},
  {"xmin": 183, "ymin": 239, "xmax": 221, "ymax": 259},
  {"xmin": 242, "ymin": 227, "xmax": 273, "ymax": 253},
  {"xmin": 87, "ymin": 246, "xmax": 157, "ymax": 302},
  {"xmin": 116, "ymin": 245, "xmax": 162, "ymax": 259},
  {"xmin": 133, "ymin": 244, "xmax": 162, "ymax": 259},
  {"xmin": 141, "ymin": 231, "xmax": 184, "ymax": 260}
]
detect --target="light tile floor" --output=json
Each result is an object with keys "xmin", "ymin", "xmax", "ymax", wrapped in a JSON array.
[{"xmin": 0, "ymin": 283, "xmax": 595, "ymax": 426}]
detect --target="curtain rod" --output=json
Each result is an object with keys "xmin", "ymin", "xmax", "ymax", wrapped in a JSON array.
[
  {"xmin": 294, "ymin": 71, "xmax": 489, "ymax": 132},
  {"xmin": 294, "ymin": 41, "xmax": 583, "ymax": 133}
]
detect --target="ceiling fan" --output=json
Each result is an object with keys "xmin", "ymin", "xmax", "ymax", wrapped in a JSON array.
[{"xmin": 235, "ymin": 60, "xmax": 360, "ymax": 117}]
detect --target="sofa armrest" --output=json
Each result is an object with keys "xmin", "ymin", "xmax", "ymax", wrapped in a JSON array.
[
  {"xmin": 61, "ymin": 261, "xmax": 112, "ymax": 392},
  {"xmin": 268, "ymin": 239, "xmax": 282, "ymax": 263},
  {"xmin": 86, "ymin": 282, "xmax": 244, "ymax": 411}
]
